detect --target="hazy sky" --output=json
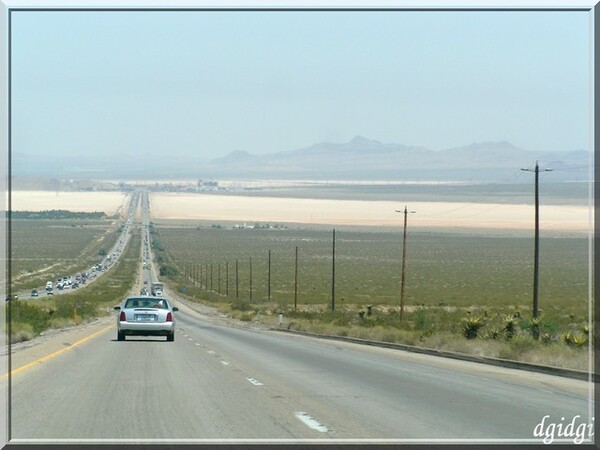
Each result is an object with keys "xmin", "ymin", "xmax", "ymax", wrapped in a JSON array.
[{"xmin": 12, "ymin": 10, "xmax": 590, "ymax": 161}]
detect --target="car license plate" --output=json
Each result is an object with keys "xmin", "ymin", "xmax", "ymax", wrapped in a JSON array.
[{"xmin": 135, "ymin": 314, "xmax": 156, "ymax": 322}]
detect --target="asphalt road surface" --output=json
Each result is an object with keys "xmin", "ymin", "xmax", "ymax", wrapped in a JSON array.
[{"xmin": 7, "ymin": 304, "xmax": 591, "ymax": 443}]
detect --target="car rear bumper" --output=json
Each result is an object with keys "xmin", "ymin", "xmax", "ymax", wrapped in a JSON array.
[{"xmin": 118, "ymin": 321, "xmax": 175, "ymax": 335}]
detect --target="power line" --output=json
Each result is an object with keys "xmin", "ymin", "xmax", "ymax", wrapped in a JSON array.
[{"xmin": 422, "ymin": 171, "xmax": 528, "ymax": 218}]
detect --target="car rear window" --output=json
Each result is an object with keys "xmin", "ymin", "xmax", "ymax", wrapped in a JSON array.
[{"xmin": 125, "ymin": 298, "xmax": 169, "ymax": 309}]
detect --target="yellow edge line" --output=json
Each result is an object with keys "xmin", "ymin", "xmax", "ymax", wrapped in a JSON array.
[{"xmin": 1, "ymin": 324, "xmax": 115, "ymax": 380}]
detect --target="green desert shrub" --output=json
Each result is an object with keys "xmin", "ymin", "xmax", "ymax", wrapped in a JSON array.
[
  {"xmin": 9, "ymin": 299, "xmax": 51, "ymax": 334},
  {"xmin": 562, "ymin": 332, "xmax": 588, "ymax": 348},
  {"xmin": 460, "ymin": 316, "xmax": 485, "ymax": 340},
  {"xmin": 503, "ymin": 316, "xmax": 518, "ymax": 340}
]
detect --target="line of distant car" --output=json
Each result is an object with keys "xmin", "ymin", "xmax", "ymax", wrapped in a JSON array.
[
  {"xmin": 31, "ymin": 234, "xmax": 129, "ymax": 298},
  {"xmin": 13, "ymin": 192, "xmax": 141, "ymax": 301},
  {"xmin": 36, "ymin": 262, "xmax": 109, "ymax": 297}
]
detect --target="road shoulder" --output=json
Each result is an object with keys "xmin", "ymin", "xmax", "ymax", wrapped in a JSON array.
[{"xmin": 3, "ymin": 315, "xmax": 114, "ymax": 377}]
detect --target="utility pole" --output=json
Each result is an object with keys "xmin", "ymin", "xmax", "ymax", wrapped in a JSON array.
[
  {"xmin": 521, "ymin": 161, "xmax": 552, "ymax": 318},
  {"xmin": 331, "ymin": 228, "xmax": 336, "ymax": 312},
  {"xmin": 249, "ymin": 257, "xmax": 253, "ymax": 302},
  {"xmin": 235, "ymin": 259, "xmax": 239, "ymax": 299},
  {"xmin": 396, "ymin": 206, "xmax": 416, "ymax": 320},
  {"xmin": 218, "ymin": 263, "xmax": 221, "ymax": 295},
  {"xmin": 226, "ymin": 261, "xmax": 229, "ymax": 297},
  {"xmin": 268, "ymin": 250, "xmax": 271, "ymax": 302},
  {"xmin": 294, "ymin": 246, "xmax": 298, "ymax": 311}
]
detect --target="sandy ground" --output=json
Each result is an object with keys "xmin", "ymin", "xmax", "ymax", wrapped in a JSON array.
[
  {"xmin": 9, "ymin": 190, "xmax": 590, "ymax": 231},
  {"xmin": 150, "ymin": 193, "xmax": 590, "ymax": 232},
  {"xmin": 11, "ymin": 191, "xmax": 128, "ymax": 216}
]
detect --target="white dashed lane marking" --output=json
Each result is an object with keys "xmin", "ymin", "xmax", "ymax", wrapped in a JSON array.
[
  {"xmin": 294, "ymin": 412, "xmax": 332, "ymax": 433},
  {"xmin": 207, "ymin": 350, "xmax": 216, "ymax": 355},
  {"xmin": 221, "ymin": 361, "xmax": 231, "ymax": 366},
  {"xmin": 246, "ymin": 377, "xmax": 264, "ymax": 386}
]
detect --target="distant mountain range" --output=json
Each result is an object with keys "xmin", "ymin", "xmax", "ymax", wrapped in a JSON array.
[
  {"xmin": 205, "ymin": 136, "xmax": 589, "ymax": 182},
  {"xmin": 12, "ymin": 136, "xmax": 590, "ymax": 182}
]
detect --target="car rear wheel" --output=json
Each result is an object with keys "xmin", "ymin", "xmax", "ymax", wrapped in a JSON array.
[
  {"xmin": 117, "ymin": 331, "xmax": 125, "ymax": 341},
  {"xmin": 166, "ymin": 332, "xmax": 174, "ymax": 342}
]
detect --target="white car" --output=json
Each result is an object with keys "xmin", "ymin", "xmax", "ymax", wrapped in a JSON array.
[{"xmin": 114, "ymin": 296, "xmax": 178, "ymax": 341}]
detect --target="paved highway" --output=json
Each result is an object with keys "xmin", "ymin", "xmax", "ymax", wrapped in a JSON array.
[
  {"xmin": 7, "ymin": 306, "xmax": 591, "ymax": 442},
  {"xmin": 14, "ymin": 191, "xmax": 141, "ymax": 300},
  {"xmin": 5, "ymin": 189, "xmax": 593, "ymax": 444}
]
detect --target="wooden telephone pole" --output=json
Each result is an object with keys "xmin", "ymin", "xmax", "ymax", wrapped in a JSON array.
[
  {"xmin": 396, "ymin": 206, "xmax": 416, "ymax": 320},
  {"xmin": 521, "ymin": 161, "xmax": 552, "ymax": 318},
  {"xmin": 331, "ymin": 229, "xmax": 336, "ymax": 312}
]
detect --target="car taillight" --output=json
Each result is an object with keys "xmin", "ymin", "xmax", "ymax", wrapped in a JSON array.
[
  {"xmin": 166, "ymin": 312, "xmax": 173, "ymax": 322},
  {"xmin": 119, "ymin": 311, "xmax": 126, "ymax": 321}
]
